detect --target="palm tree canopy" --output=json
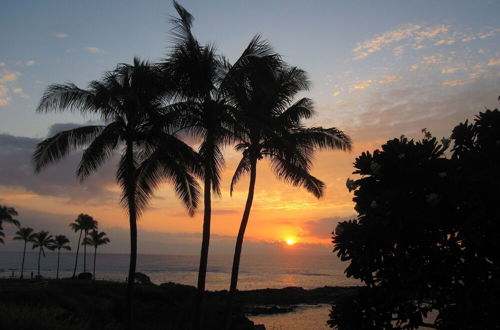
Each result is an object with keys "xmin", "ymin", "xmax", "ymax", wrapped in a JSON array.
[
  {"xmin": 225, "ymin": 53, "xmax": 352, "ymax": 198},
  {"xmin": 14, "ymin": 227, "xmax": 35, "ymax": 242},
  {"xmin": 69, "ymin": 213, "xmax": 97, "ymax": 232},
  {"xmin": 0, "ymin": 204, "xmax": 20, "ymax": 228},
  {"xmin": 83, "ymin": 230, "xmax": 110, "ymax": 248},
  {"xmin": 33, "ymin": 58, "xmax": 200, "ymax": 216},
  {"xmin": 31, "ymin": 231, "xmax": 55, "ymax": 256},
  {"xmin": 54, "ymin": 234, "xmax": 71, "ymax": 251}
]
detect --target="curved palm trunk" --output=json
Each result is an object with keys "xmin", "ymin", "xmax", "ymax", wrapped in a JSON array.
[
  {"xmin": 56, "ymin": 249, "xmax": 61, "ymax": 279},
  {"xmin": 125, "ymin": 140, "xmax": 138, "ymax": 330},
  {"xmin": 225, "ymin": 157, "xmax": 257, "ymax": 330},
  {"xmin": 93, "ymin": 246, "xmax": 97, "ymax": 280},
  {"xmin": 20, "ymin": 241, "xmax": 27, "ymax": 279},
  {"xmin": 72, "ymin": 230, "xmax": 83, "ymax": 278},
  {"xmin": 37, "ymin": 247, "xmax": 42, "ymax": 277},
  {"xmin": 194, "ymin": 176, "xmax": 212, "ymax": 330},
  {"xmin": 83, "ymin": 229, "xmax": 87, "ymax": 273}
]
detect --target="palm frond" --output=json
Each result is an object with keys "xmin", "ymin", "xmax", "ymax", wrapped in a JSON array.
[
  {"xmin": 270, "ymin": 156, "xmax": 325, "ymax": 198},
  {"xmin": 77, "ymin": 121, "xmax": 122, "ymax": 181},
  {"xmin": 33, "ymin": 125, "xmax": 105, "ymax": 172},
  {"xmin": 230, "ymin": 153, "xmax": 251, "ymax": 195}
]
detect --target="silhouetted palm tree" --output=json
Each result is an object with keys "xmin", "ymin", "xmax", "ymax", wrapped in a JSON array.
[
  {"xmin": 0, "ymin": 204, "xmax": 21, "ymax": 228},
  {"xmin": 81, "ymin": 216, "xmax": 97, "ymax": 273},
  {"xmin": 83, "ymin": 230, "xmax": 110, "ymax": 280},
  {"xmin": 31, "ymin": 231, "xmax": 55, "ymax": 277},
  {"xmin": 69, "ymin": 214, "xmax": 96, "ymax": 277},
  {"xmin": 163, "ymin": 3, "xmax": 243, "ymax": 327},
  {"xmin": 33, "ymin": 58, "xmax": 200, "ymax": 328},
  {"xmin": 13, "ymin": 227, "xmax": 35, "ymax": 279},
  {"xmin": 53, "ymin": 235, "xmax": 71, "ymax": 279},
  {"xmin": 223, "ymin": 52, "xmax": 352, "ymax": 328}
]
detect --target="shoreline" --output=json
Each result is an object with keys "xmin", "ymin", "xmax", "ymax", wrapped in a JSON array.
[{"xmin": 0, "ymin": 278, "xmax": 359, "ymax": 329}]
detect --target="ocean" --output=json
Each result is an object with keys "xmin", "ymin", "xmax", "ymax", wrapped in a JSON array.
[
  {"xmin": 0, "ymin": 251, "xmax": 358, "ymax": 329},
  {"xmin": 0, "ymin": 251, "xmax": 357, "ymax": 290}
]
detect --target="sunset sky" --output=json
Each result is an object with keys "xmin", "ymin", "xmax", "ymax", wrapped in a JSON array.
[{"xmin": 1, "ymin": 0, "xmax": 499, "ymax": 255}]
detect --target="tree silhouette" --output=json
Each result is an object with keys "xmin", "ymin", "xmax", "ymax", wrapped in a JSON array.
[
  {"xmin": 13, "ymin": 227, "xmax": 35, "ymax": 279},
  {"xmin": 0, "ymin": 205, "xmax": 21, "ymax": 229},
  {"xmin": 223, "ymin": 50, "xmax": 352, "ymax": 328},
  {"xmin": 33, "ymin": 58, "xmax": 200, "ymax": 328},
  {"xmin": 53, "ymin": 235, "xmax": 71, "ymax": 279},
  {"xmin": 31, "ymin": 231, "xmax": 55, "ymax": 277},
  {"xmin": 162, "ymin": 3, "xmax": 260, "ymax": 327},
  {"xmin": 330, "ymin": 108, "xmax": 500, "ymax": 329},
  {"xmin": 69, "ymin": 214, "xmax": 96, "ymax": 277},
  {"xmin": 83, "ymin": 230, "xmax": 110, "ymax": 280}
]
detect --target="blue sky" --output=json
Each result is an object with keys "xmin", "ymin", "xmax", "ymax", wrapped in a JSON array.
[{"xmin": 0, "ymin": 0, "xmax": 499, "ymax": 254}]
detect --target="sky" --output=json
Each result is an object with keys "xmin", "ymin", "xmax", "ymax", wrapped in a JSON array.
[{"xmin": 0, "ymin": 0, "xmax": 499, "ymax": 255}]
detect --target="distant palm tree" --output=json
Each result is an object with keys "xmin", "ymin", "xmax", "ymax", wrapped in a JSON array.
[
  {"xmin": 223, "ymin": 51, "xmax": 352, "ymax": 328},
  {"xmin": 0, "ymin": 204, "xmax": 21, "ymax": 228},
  {"xmin": 33, "ymin": 58, "xmax": 200, "ymax": 328},
  {"xmin": 13, "ymin": 227, "xmax": 35, "ymax": 279},
  {"xmin": 53, "ymin": 235, "xmax": 71, "ymax": 279},
  {"xmin": 69, "ymin": 214, "xmax": 96, "ymax": 277},
  {"xmin": 81, "ymin": 216, "xmax": 97, "ymax": 273},
  {"xmin": 31, "ymin": 231, "xmax": 55, "ymax": 277},
  {"xmin": 83, "ymin": 230, "xmax": 110, "ymax": 280}
]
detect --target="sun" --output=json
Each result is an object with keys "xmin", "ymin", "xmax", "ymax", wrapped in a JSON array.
[{"xmin": 285, "ymin": 238, "xmax": 296, "ymax": 246}]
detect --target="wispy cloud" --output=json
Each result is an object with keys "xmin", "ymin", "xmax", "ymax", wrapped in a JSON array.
[
  {"xmin": 12, "ymin": 87, "xmax": 23, "ymax": 94},
  {"xmin": 378, "ymin": 75, "xmax": 403, "ymax": 84},
  {"xmin": 353, "ymin": 24, "xmax": 421, "ymax": 60},
  {"xmin": 54, "ymin": 32, "xmax": 69, "ymax": 38},
  {"xmin": 488, "ymin": 58, "xmax": 500, "ymax": 66},
  {"xmin": 353, "ymin": 24, "xmax": 500, "ymax": 60},
  {"xmin": 0, "ymin": 70, "xmax": 20, "ymax": 83},
  {"xmin": 0, "ymin": 85, "xmax": 10, "ymax": 106},
  {"xmin": 86, "ymin": 46, "xmax": 105, "ymax": 54},
  {"xmin": 25, "ymin": 60, "xmax": 35, "ymax": 66},
  {"xmin": 0, "ymin": 62, "xmax": 5, "ymax": 67}
]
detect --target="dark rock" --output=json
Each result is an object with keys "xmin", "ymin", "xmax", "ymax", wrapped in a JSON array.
[{"xmin": 77, "ymin": 272, "xmax": 92, "ymax": 280}]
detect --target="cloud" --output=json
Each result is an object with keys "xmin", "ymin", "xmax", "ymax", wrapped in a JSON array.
[
  {"xmin": 54, "ymin": 32, "xmax": 69, "ymax": 38},
  {"xmin": 378, "ymin": 75, "xmax": 403, "ymax": 84},
  {"xmin": 302, "ymin": 216, "xmax": 354, "ymax": 239},
  {"xmin": 25, "ymin": 60, "xmax": 35, "ymax": 66},
  {"xmin": 12, "ymin": 87, "xmax": 23, "ymax": 94},
  {"xmin": 0, "ymin": 126, "xmax": 120, "ymax": 203},
  {"xmin": 488, "ymin": 58, "xmax": 500, "ymax": 66},
  {"xmin": 353, "ymin": 24, "xmax": 421, "ymax": 60},
  {"xmin": 86, "ymin": 46, "xmax": 105, "ymax": 54},
  {"xmin": 0, "ymin": 85, "xmax": 11, "ymax": 106},
  {"xmin": 0, "ymin": 70, "xmax": 20, "ymax": 83},
  {"xmin": 353, "ymin": 24, "xmax": 499, "ymax": 60},
  {"xmin": 0, "ymin": 62, "xmax": 5, "ymax": 67}
]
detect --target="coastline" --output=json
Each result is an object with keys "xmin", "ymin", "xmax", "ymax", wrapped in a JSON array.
[{"xmin": 0, "ymin": 278, "xmax": 358, "ymax": 329}]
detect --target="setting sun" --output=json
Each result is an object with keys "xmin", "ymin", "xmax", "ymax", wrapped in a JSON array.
[{"xmin": 285, "ymin": 238, "xmax": 296, "ymax": 246}]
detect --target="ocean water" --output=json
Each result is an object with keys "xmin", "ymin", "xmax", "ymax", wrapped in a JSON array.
[{"xmin": 0, "ymin": 251, "xmax": 357, "ymax": 290}]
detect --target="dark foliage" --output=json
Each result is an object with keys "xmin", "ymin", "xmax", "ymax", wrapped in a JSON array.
[{"xmin": 330, "ymin": 109, "xmax": 500, "ymax": 329}]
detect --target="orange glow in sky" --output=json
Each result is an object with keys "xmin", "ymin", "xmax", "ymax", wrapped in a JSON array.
[{"xmin": 285, "ymin": 238, "xmax": 296, "ymax": 246}]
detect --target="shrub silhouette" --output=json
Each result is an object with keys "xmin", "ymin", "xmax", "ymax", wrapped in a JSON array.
[{"xmin": 330, "ymin": 108, "xmax": 500, "ymax": 329}]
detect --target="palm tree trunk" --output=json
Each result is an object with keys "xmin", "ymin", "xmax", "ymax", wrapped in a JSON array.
[
  {"xmin": 125, "ymin": 139, "xmax": 138, "ymax": 330},
  {"xmin": 57, "ymin": 249, "xmax": 61, "ymax": 279},
  {"xmin": 225, "ymin": 157, "xmax": 257, "ymax": 330},
  {"xmin": 93, "ymin": 246, "xmax": 97, "ymax": 280},
  {"xmin": 72, "ymin": 230, "xmax": 83, "ymax": 278},
  {"xmin": 194, "ymin": 175, "xmax": 212, "ymax": 330},
  {"xmin": 20, "ymin": 241, "xmax": 26, "ymax": 279},
  {"xmin": 37, "ymin": 247, "xmax": 42, "ymax": 277},
  {"xmin": 83, "ymin": 229, "xmax": 87, "ymax": 273}
]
